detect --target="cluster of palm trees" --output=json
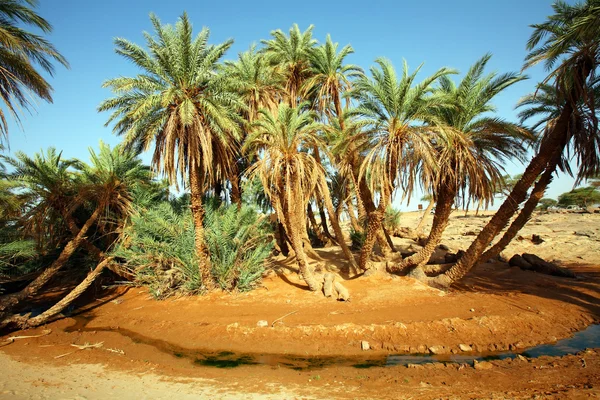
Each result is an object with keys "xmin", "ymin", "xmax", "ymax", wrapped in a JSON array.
[
  {"xmin": 1, "ymin": 0, "xmax": 599, "ymax": 303},
  {"xmin": 97, "ymin": 1, "xmax": 600, "ymax": 292}
]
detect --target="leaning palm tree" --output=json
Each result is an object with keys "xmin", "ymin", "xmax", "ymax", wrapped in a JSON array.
[
  {"xmin": 0, "ymin": 142, "xmax": 150, "ymax": 325},
  {"xmin": 261, "ymin": 24, "xmax": 316, "ymax": 107},
  {"xmin": 350, "ymin": 58, "xmax": 455, "ymax": 271},
  {"xmin": 479, "ymin": 78, "xmax": 600, "ymax": 263},
  {"xmin": 431, "ymin": 0, "xmax": 600, "ymax": 287},
  {"xmin": 244, "ymin": 104, "xmax": 354, "ymax": 290},
  {"xmin": 391, "ymin": 54, "xmax": 530, "ymax": 273},
  {"xmin": 0, "ymin": 0, "xmax": 68, "ymax": 143},
  {"xmin": 98, "ymin": 13, "xmax": 243, "ymax": 288},
  {"xmin": 8, "ymin": 142, "xmax": 150, "ymax": 328}
]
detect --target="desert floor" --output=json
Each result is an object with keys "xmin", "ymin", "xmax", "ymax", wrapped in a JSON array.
[{"xmin": 1, "ymin": 210, "xmax": 599, "ymax": 399}]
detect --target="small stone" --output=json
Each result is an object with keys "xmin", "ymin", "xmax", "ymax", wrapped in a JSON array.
[
  {"xmin": 470, "ymin": 308, "xmax": 475, "ymax": 312},
  {"xmin": 257, "ymin": 320, "xmax": 268, "ymax": 327},
  {"xmin": 474, "ymin": 360, "xmax": 493, "ymax": 370},
  {"xmin": 407, "ymin": 363, "xmax": 423, "ymax": 369},
  {"xmin": 459, "ymin": 344, "xmax": 473, "ymax": 352},
  {"xmin": 361, "ymin": 341, "xmax": 370, "ymax": 351},
  {"xmin": 428, "ymin": 345, "xmax": 448, "ymax": 355},
  {"xmin": 517, "ymin": 354, "xmax": 528, "ymax": 361}
]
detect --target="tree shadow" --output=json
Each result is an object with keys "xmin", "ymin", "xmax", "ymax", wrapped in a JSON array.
[{"xmin": 451, "ymin": 261, "xmax": 600, "ymax": 318}]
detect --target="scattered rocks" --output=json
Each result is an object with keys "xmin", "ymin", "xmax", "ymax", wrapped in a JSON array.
[
  {"xmin": 256, "ymin": 320, "xmax": 268, "ymax": 328},
  {"xmin": 361, "ymin": 341, "xmax": 370, "ymax": 351},
  {"xmin": 531, "ymin": 234, "xmax": 544, "ymax": 244},
  {"xmin": 509, "ymin": 253, "xmax": 576, "ymax": 278},
  {"xmin": 459, "ymin": 344, "xmax": 473, "ymax": 352}
]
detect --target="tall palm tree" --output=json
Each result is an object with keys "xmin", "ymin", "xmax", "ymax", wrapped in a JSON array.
[
  {"xmin": 480, "ymin": 79, "xmax": 600, "ymax": 263},
  {"xmin": 0, "ymin": 0, "xmax": 68, "ymax": 143},
  {"xmin": 0, "ymin": 142, "xmax": 149, "ymax": 324},
  {"xmin": 223, "ymin": 46, "xmax": 283, "ymax": 205},
  {"xmin": 261, "ymin": 24, "xmax": 316, "ymax": 107},
  {"xmin": 432, "ymin": 0, "xmax": 600, "ymax": 287},
  {"xmin": 350, "ymin": 58, "xmax": 455, "ymax": 271},
  {"xmin": 98, "ymin": 13, "xmax": 243, "ymax": 288},
  {"xmin": 244, "ymin": 104, "xmax": 354, "ymax": 290},
  {"xmin": 392, "ymin": 54, "xmax": 530, "ymax": 273},
  {"xmin": 303, "ymin": 35, "xmax": 363, "ymax": 126}
]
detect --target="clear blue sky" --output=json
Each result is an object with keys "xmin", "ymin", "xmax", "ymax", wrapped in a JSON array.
[{"xmin": 5, "ymin": 0, "xmax": 582, "ymax": 209}]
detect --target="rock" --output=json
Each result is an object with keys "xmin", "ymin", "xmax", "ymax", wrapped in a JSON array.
[
  {"xmin": 521, "ymin": 253, "xmax": 576, "ymax": 278},
  {"xmin": 445, "ymin": 250, "xmax": 465, "ymax": 264},
  {"xmin": 437, "ymin": 244, "xmax": 450, "ymax": 251},
  {"xmin": 396, "ymin": 227, "xmax": 419, "ymax": 241},
  {"xmin": 509, "ymin": 254, "xmax": 533, "ymax": 270},
  {"xmin": 473, "ymin": 360, "xmax": 493, "ymax": 370},
  {"xmin": 323, "ymin": 273, "xmax": 335, "ymax": 297},
  {"xmin": 257, "ymin": 320, "xmax": 268, "ymax": 328},
  {"xmin": 463, "ymin": 231, "xmax": 478, "ymax": 236},
  {"xmin": 428, "ymin": 345, "xmax": 448, "ymax": 355},
  {"xmin": 361, "ymin": 341, "xmax": 370, "ymax": 351},
  {"xmin": 407, "ymin": 363, "xmax": 423, "ymax": 369},
  {"xmin": 575, "ymin": 230, "xmax": 595, "ymax": 238},
  {"xmin": 334, "ymin": 281, "xmax": 350, "ymax": 301},
  {"xmin": 459, "ymin": 344, "xmax": 473, "ymax": 352},
  {"xmin": 517, "ymin": 354, "xmax": 528, "ymax": 361},
  {"xmin": 470, "ymin": 308, "xmax": 475, "ymax": 312},
  {"xmin": 531, "ymin": 234, "xmax": 544, "ymax": 244},
  {"xmin": 417, "ymin": 345, "xmax": 428, "ymax": 354}
]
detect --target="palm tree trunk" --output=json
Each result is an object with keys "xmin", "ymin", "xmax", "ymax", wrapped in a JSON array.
[
  {"xmin": 479, "ymin": 152, "xmax": 560, "ymax": 264},
  {"xmin": 358, "ymin": 202, "xmax": 385, "ymax": 271},
  {"xmin": 429, "ymin": 100, "xmax": 575, "ymax": 288},
  {"xmin": 307, "ymin": 203, "xmax": 329, "ymax": 244},
  {"xmin": 346, "ymin": 199, "xmax": 362, "ymax": 232},
  {"xmin": 189, "ymin": 165, "xmax": 213, "ymax": 290},
  {"xmin": 0, "ymin": 205, "xmax": 104, "ymax": 318},
  {"xmin": 391, "ymin": 185, "xmax": 456, "ymax": 273},
  {"xmin": 415, "ymin": 200, "xmax": 435, "ymax": 234},
  {"xmin": 320, "ymin": 179, "xmax": 357, "ymax": 268},
  {"xmin": 24, "ymin": 257, "xmax": 113, "ymax": 328},
  {"xmin": 284, "ymin": 184, "xmax": 321, "ymax": 291}
]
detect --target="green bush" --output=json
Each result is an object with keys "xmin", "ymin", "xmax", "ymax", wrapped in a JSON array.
[
  {"xmin": 350, "ymin": 228, "xmax": 366, "ymax": 251},
  {"xmin": 112, "ymin": 199, "xmax": 272, "ymax": 299}
]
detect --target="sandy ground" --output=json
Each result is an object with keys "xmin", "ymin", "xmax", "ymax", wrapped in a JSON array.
[{"xmin": 1, "ymin": 210, "xmax": 600, "ymax": 399}]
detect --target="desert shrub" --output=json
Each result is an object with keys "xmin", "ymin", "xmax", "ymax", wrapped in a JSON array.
[
  {"xmin": 384, "ymin": 206, "xmax": 402, "ymax": 234},
  {"xmin": 112, "ymin": 199, "xmax": 272, "ymax": 299},
  {"xmin": 204, "ymin": 200, "xmax": 273, "ymax": 291},
  {"xmin": 350, "ymin": 228, "xmax": 366, "ymax": 251}
]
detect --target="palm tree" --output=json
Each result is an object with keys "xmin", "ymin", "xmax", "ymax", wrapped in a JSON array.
[
  {"xmin": 223, "ymin": 46, "xmax": 283, "ymax": 205},
  {"xmin": 303, "ymin": 35, "xmax": 363, "ymax": 126},
  {"xmin": 0, "ymin": 142, "xmax": 149, "ymax": 324},
  {"xmin": 432, "ymin": 0, "xmax": 600, "ymax": 287},
  {"xmin": 261, "ymin": 24, "xmax": 316, "ymax": 107},
  {"xmin": 392, "ymin": 54, "xmax": 530, "ymax": 273},
  {"xmin": 0, "ymin": 0, "xmax": 68, "ymax": 143},
  {"xmin": 350, "ymin": 58, "xmax": 455, "ymax": 271},
  {"xmin": 2, "ymin": 148, "xmax": 78, "ymax": 252},
  {"xmin": 98, "ymin": 13, "xmax": 243, "ymax": 288},
  {"xmin": 244, "ymin": 104, "xmax": 354, "ymax": 290},
  {"xmin": 480, "ymin": 78, "xmax": 600, "ymax": 263},
  {"xmin": 415, "ymin": 194, "xmax": 434, "ymax": 234}
]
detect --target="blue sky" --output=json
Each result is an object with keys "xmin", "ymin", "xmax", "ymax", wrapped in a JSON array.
[{"xmin": 5, "ymin": 0, "xmax": 582, "ymax": 209}]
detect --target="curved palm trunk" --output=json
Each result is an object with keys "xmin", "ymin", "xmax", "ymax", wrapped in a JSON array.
[
  {"xmin": 391, "ymin": 185, "xmax": 456, "ymax": 273},
  {"xmin": 479, "ymin": 152, "xmax": 560, "ymax": 264},
  {"xmin": 345, "ymin": 199, "xmax": 362, "ymax": 232},
  {"xmin": 415, "ymin": 200, "xmax": 435, "ymax": 234},
  {"xmin": 24, "ymin": 257, "xmax": 113, "ymax": 328},
  {"xmin": 0, "ymin": 205, "xmax": 104, "ymax": 318},
  {"xmin": 429, "ymin": 99, "xmax": 575, "ymax": 288},
  {"xmin": 283, "ymin": 182, "xmax": 321, "ymax": 291},
  {"xmin": 189, "ymin": 166, "xmax": 213, "ymax": 289},
  {"xmin": 320, "ymin": 179, "xmax": 357, "ymax": 268},
  {"xmin": 358, "ymin": 202, "xmax": 386, "ymax": 271}
]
